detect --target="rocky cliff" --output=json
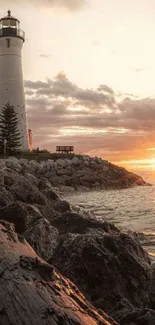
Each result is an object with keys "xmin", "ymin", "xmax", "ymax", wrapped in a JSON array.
[{"xmin": 0, "ymin": 156, "xmax": 154, "ymax": 325}]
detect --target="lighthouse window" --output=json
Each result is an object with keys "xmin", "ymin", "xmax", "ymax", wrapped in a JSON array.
[
  {"xmin": 10, "ymin": 19, "xmax": 17, "ymax": 28},
  {"xmin": 2, "ymin": 19, "xmax": 10, "ymax": 27}
]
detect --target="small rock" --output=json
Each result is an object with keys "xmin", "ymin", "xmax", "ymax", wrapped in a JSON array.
[{"xmin": 53, "ymin": 199, "xmax": 71, "ymax": 213}]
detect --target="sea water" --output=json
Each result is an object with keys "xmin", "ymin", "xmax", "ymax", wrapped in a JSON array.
[{"xmin": 62, "ymin": 186, "xmax": 155, "ymax": 256}]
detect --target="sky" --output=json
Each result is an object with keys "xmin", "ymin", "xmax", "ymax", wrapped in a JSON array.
[{"xmin": 1, "ymin": 0, "xmax": 155, "ymax": 173}]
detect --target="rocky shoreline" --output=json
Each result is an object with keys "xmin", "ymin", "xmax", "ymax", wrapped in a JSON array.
[
  {"xmin": 0, "ymin": 156, "xmax": 154, "ymax": 324},
  {"xmin": 0, "ymin": 155, "xmax": 149, "ymax": 192}
]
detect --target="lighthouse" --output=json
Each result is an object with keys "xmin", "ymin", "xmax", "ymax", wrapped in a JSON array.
[{"xmin": 0, "ymin": 10, "xmax": 29, "ymax": 151}]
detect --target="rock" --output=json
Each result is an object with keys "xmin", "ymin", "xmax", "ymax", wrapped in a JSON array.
[
  {"xmin": 0, "ymin": 185, "xmax": 14, "ymax": 203},
  {"xmin": 84, "ymin": 161, "xmax": 89, "ymax": 167},
  {"xmin": 0, "ymin": 222, "xmax": 117, "ymax": 325},
  {"xmin": 23, "ymin": 172, "xmax": 39, "ymax": 186},
  {"xmin": 47, "ymin": 159, "xmax": 54, "ymax": 167},
  {"xmin": 38, "ymin": 179, "xmax": 52, "ymax": 191},
  {"xmin": 0, "ymin": 159, "xmax": 6, "ymax": 169},
  {"xmin": 0, "ymin": 155, "xmax": 147, "ymax": 191},
  {"xmin": 52, "ymin": 198, "xmax": 71, "ymax": 213},
  {"xmin": 10, "ymin": 175, "xmax": 47, "ymax": 205},
  {"xmin": 0, "ymin": 192, "xmax": 12, "ymax": 207},
  {"xmin": 24, "ymin": 218, "xmax": 59, "ymax": 261},
  {"xmin": 49, "ymin": 175, "xmax": 65, "ymax": 186},
  {"xmin": 20, "ymin": 158, "xmax": 28, "ymax": 165},
  {"xmin": 56, "ymin": 158, "xmax": 68, "ymax": 168},
  {"xmin": 0, "ymin": 219, "xmax": 15, "ymax": 232},
  {"xmin": 52, "ymin": 232, "xmax": 151, "ymax": 322},
  {"xmin": 50, "ymin": 211, "xmax": 119, "ymax": 235},
  {"xmin": 83, "ymin": 155, "xmax": 90, "ymax": 161},
  {"xmin": 120, "ymin": 308, "xmax": 155, "ymax": 325},
  {"xmin": 4, "ymin": 169, "xmax": 19, "ymax": 186},
  {"xmin": 0, "ymin": 201, "xmax": 42, "ymax": 234},
  {"xmin": 34, "ymin": 204, "xmax": 56, "ymax": 223},
  {"xmin": 148, "ymin": 263, "xmax": 155, "ymax": 310},
  {"xmin": 72, "ymin": 157, "xmax": 81, "ymax": 166},
  {"xmin": 5, "ymin": 157, "xmax": 22, "ymax": 172},
  {"xmin": 42, "ymin": 188, "xmax": 59, "ymax": 201}
]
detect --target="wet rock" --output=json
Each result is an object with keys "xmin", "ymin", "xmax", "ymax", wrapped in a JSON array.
[
  {"xmin": 52, "ymin": 232, "xmax": 151, "ymax": 321},
  {"xmin": 24, "ymin": 218, "xmax": 59, "ymax": 261}
]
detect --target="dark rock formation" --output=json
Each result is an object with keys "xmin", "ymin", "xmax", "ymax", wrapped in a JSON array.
[
  {"xmin": 0, "ymin": 222, "xmax": 117, "ymax": 325},
  {"xmin": 51, "ymin": 211, "xmax": 119, "ymax": 235},
  {"xmin": 0, "ymin": 156, "xmax": 147, "ymax": 192},
  {"xmin": 24, "ymin": 218, "xmax": 59, "ymax": 261},
  {"xmin": 0, "ymin": 156, "xmax": 152, "ymax": 325},
  {"xmin": 52, "ymin": 232, "xmax": 151, "ymax": 322},
  {"xmin": 0, "ymin": 201, "xmax": 42, "ymax": 234}
]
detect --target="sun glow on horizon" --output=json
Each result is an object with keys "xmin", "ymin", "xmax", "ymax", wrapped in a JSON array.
[{"xmin": 114, "ymin": 158, "xmax": 155, "ymax": 171}]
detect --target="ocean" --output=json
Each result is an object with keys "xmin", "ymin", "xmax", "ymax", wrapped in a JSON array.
[{"xmin": 62, "ymin": 186, "xmax": 155, "ymax": 257}]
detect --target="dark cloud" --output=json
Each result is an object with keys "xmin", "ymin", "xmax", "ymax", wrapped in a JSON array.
[
  {"xmin": 25, "ymin": 73, "xmax": 155, "ymax": 160},
  {"xmin": 24, "ymin": 80, "xmax": 49, "ymax": 90},
  {"xmin": 26, "ymin": 72, "xmax": 116, "ymax": 108}
]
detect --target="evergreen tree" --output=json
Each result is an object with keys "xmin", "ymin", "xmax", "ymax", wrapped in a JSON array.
[{"xmin": 0, "ymin": 102, "xmax": 21, "ymax": 155}]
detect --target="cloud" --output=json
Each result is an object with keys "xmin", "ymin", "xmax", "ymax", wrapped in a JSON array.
[
  {"xmin": 132, "ymin": 67, "xmax": 149, "ymax": 73},
  {"xmin": 38, "ymin": 54, "xmax": 52, "ymax": 58},
  {"xmin": 2, "ymin": 0, "xmax": 86, "ymax": 11},
  {"xmin": 25, "ymin": 72, "xmax": 155, "ymax": 162},
  {"xmin": 25, "ymin": 72, "xmax": 116, "ymax": 108}
]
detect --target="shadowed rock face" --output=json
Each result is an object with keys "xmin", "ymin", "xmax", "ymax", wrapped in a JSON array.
[
  {"xmin": 0, "ymin": 201, "xmax": 43, "ymax": 234},
  {"xmin": 0, "ymin": 156, "xmax": 154, "ymax": 325},
  {"xmin": 0, "ymin": 222, "xmax": 116, "ymax": 325},
  {"xmin": 52, "ymin": 232, "xmax": 151, "ymax": 322},
  {"xmin": 50, "ymin": 212, "xmax": 119, "ymax": 235},
  {"xmin": 24, "ymin": 218, "xmax": 59, "ymax": 261}
]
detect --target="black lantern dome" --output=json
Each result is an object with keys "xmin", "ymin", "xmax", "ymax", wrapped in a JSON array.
[{"xmin": 0, "ymin": 10, "xmax": 25, "ymax": 42}]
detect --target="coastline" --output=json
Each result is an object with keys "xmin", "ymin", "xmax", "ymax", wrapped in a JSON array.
[{"xmin": 0, "ymin": 155, "xmax": 154, "ymax": 324}]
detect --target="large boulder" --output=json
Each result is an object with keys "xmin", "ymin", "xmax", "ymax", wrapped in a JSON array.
[
  {"xmin": 5, "ymin": 157, "xmax": 22, "ymax": 172},
  {"xmin": 51, "ymin": 211, "xmax": 119, "ymax": 235},
  {"xmin": 24, "ymin": 218, "xmax": 59, "ymax": 261},
  {"xmin": 56, "ymin": 158, "xmax": 68, "ymax": 168},
  {"xmin": 10, "ymin": 175, "xmax": 47, "ymax": 205},
  {"xmin": 0, "ymin": 222, "xmax": 117, "ymax": 325},
  {"xmin": 0, "ymin": 201, "xmax": 42, "ymax": 233},
  {"xmin": 52, "ymin": 232, "xmax": 151, "ymax": 322},
  {"xmin": 0, "ymin": 185, "xmax": 14, "ymax": 207},
  {"xmin": 52, "ymin": 199, "xmax": 71, "ymax": 213}
]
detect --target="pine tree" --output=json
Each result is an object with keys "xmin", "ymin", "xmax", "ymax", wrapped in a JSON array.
[{"xmin": 0, "ymin": 102, "xmax": 21, "ymax": 155}]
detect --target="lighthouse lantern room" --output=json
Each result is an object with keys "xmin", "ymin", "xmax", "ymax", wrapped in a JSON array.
[{"xmin": 0, "ymin": 10, "xmax": 29, "ymax": 151}]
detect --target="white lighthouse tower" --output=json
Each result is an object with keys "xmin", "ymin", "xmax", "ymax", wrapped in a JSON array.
[{"xmin": 0, "ymin": 10, "xmax": 29, "ymax": 151}]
